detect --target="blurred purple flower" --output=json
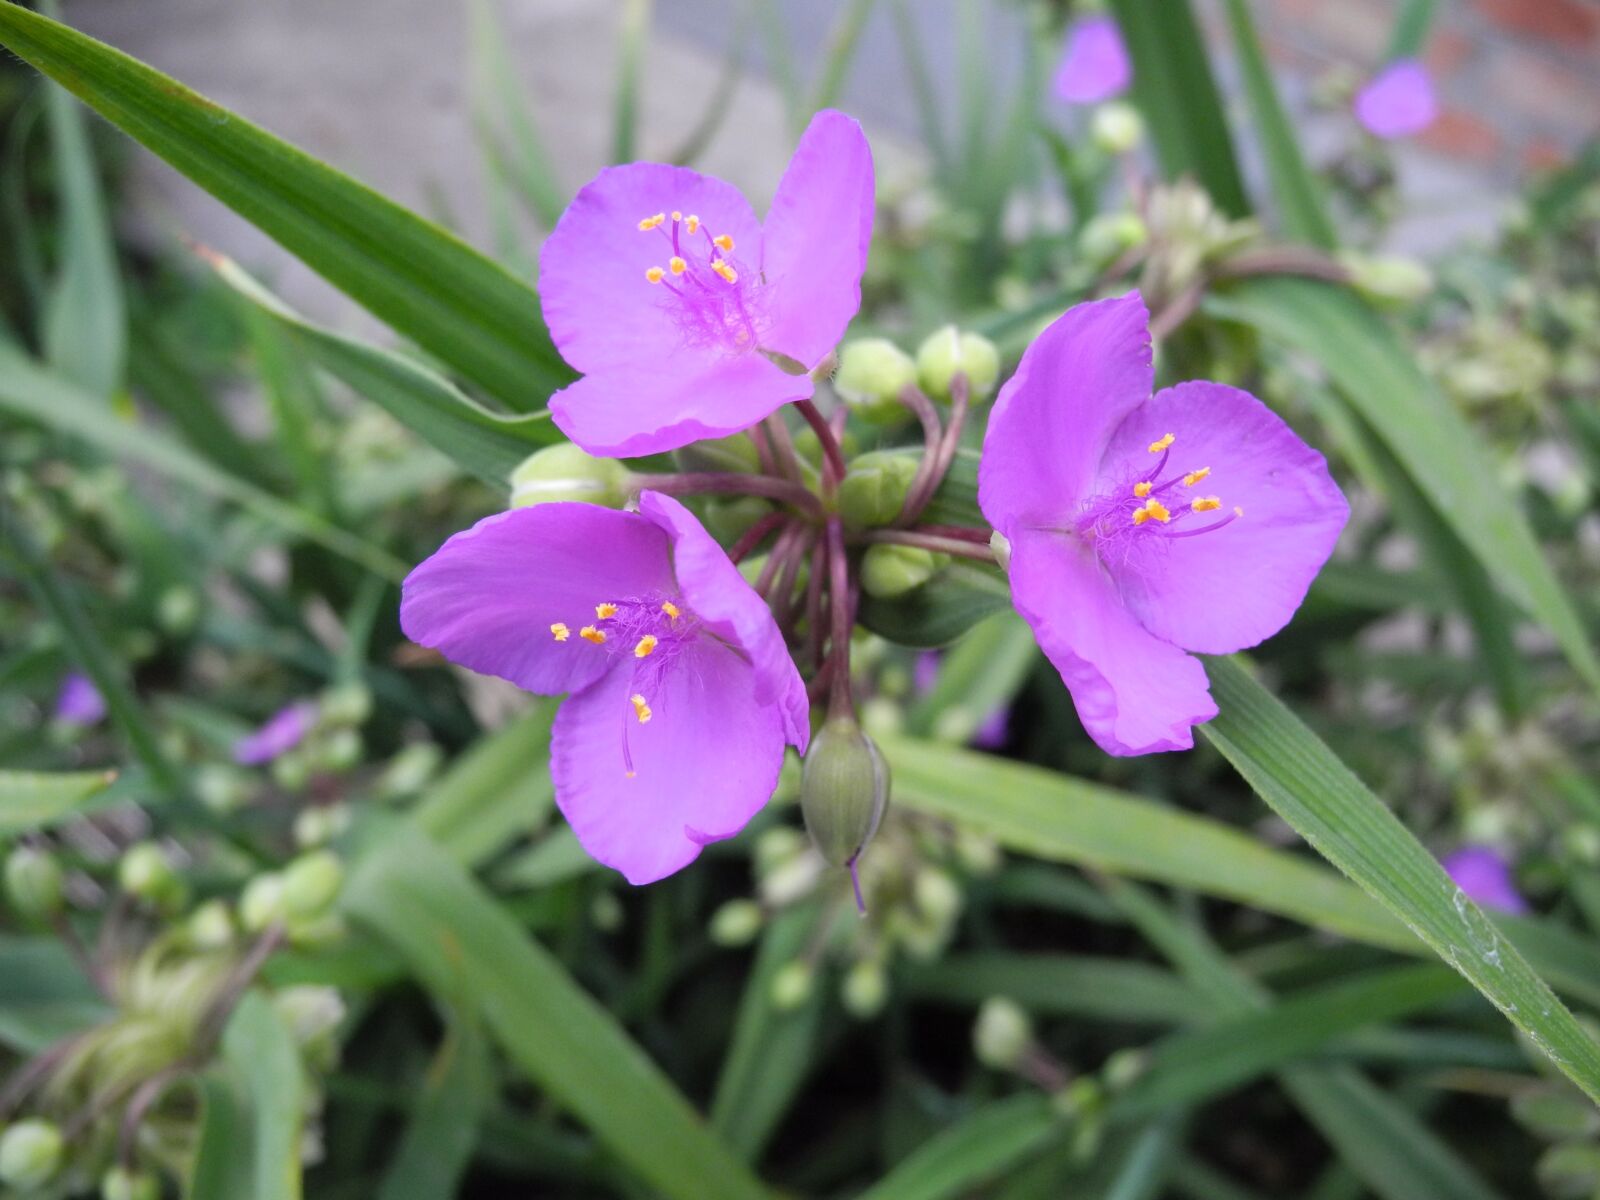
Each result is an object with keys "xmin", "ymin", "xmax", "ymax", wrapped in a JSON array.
[
  {"xmin": 914, "ymin": 651, "xmax": 1010, "ymax": 750},
  {"xmin": 234, "ymin": 701, "xmax": 319, "ymax": 766},
  {"xmin": 55, "ymin": 672, "xmax": 107, "ymax": 726},
  {"xmin": 1354, "ymin": 58, "xmax": 1437, "ymax": 140},
  {"xmin": 1442, "ymin": 846, "xmax": 1528, "ymax": 915},
  {"xmin": 400, "ymin": 492, "xmax": 809, "ymax": 884},
  {"xmin": 1053, "ymin": 15, "xmax": 1132, "ymax": 105},
  {"xmin": 540, "ymin": 110, "xmax": 875, "ymax": 457},
  {"xmin": 978, "ymin": 293, "xmax": 1348, "ymax": 756}
]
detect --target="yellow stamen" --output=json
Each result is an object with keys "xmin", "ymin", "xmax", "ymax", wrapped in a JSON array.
[
  {"xmin": 661, "ymin": 600, "xmax": 681, "ymax": 619},
  {"xmin": 595, "ymin": 602, "xmax": 618, "ymax": 619},
  {"xmin": 634, "ymin": 635, "xmax": 658, "ymax": 659},
  {"xmin": 713, "ymin": 233, "xmax": 734, "ymax": 252},
  {"xmin": 669, "ymin": 256, "xmax": 688, "ymax": 276},
  {"xmin": 1182, "ymin": 467, "xmax": 1211, "ymax": 487},
  {"xmin": 1132, "ymin": 499, "xmax": 1172, "ymax": 526},
  {"xmin": 580, "ymin": 625, "xmax": 606, "ymax": 645},
  {"xmin": 645, "ymin": 266, "xmax": 665, "ymax": 284},
  {"xmin": 1132, "ymin": 481, "xmax": 1153, "ymax": 498},
  {"xmin": 1191, "ymin": 496, "xmax": 1222, "ymax": 513},
  {"xmin": 1148, "ymin": 433, "xmax": 1175, "ymax": 454},
  {"xmin": 550, "ymin": 622, "xmax": 571, "ymax": 642},
  {"xmin": 631, "ymin": 693, "xmax": 652, "ymax": 723},
  {"xmin": 637, "ymin": 212, "xmax": 665, "ymax": 231},
  {"xmin": 685, "ymin": 214, "xmax": 700, "ymax": 234},
  {"xmin": 712, "ymin": 260, "xmax": 738, "ymax": 284}
]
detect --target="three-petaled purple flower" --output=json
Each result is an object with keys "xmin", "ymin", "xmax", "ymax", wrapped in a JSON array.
[
  {"xmin": 1354, "ymin": 58, "xmax": 1437, "ymax": 140},
  {"xmin": 401, "ymin": 492, "xmax": 810, "ymax": 884},
  {"xmin": 978, "ymin": 293, "xmax": 1348, "ymax": 756},
  {"xmin": 235, "ymin": 701, "xmax": 319, "ymax": 765},
  {"xmin": 55, "ymin": 671, "xmax": 107, "ymax": 726},
  {"xmin": 540, "ymin": 110, "xmax": 875, "ymax": 458},
  {"xmin": 1053, "ymin": 15, "xmax": 1132, "ymax": 105},
  {"xmin": 1443, "ymin": 846, "xmax": 1528, "ymax": 915}
]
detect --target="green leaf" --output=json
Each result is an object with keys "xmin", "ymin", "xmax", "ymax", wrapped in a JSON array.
[
  {"xmin": 1209, "ymin": 276, "xmax": 1600, "ymax": 691},
  {"xmin": 0, "ymin": 936, "xmax": 108, "ymax": 1053},
  {"xmin": 1202, "ymin": 655, "xmax": 1600, "ymax": 1103},
  {"xmin": 344, "ymin": 821, "xmax": 769, "ymax": 1200},
  {"xmin": 189, "ymin": 1073, "xmax": 254, "ymax": 1200},
  {"xmin": 612, "ymin": 0, "xmax": 652, "ymax": 164},
  {"xmin": 0, "ymin": 1, "xmax": 571, "ymax": 409},
  {"xmin": 212, "ymin": 254, "xmax": 560, "ymax": 486},
  {"xmin": 858, "ymin": 562, "xmax": 1011, "ymax": 648},
  {"xmin": 901, "ymin": 953, "xmax": 1203, "ymax": 1025},
  {"xmin": 1388, "ymin": 0, "xmax": 1437, "ymax": 58},
  {"xmin": 221, "ymin": 991, "xmax": 306, "ymax": 1200},
  {"xmin": 1219, "ymin": 0, "xmax": 1336, "ymax": 248},
  {"xmin": 905, "ymin": 612, "xmax": 1035, "ymax": 739},
  {"xmin": 1106, "ymin": 0, "xmax": 1249, "ymax": 217},
  {"xmin": 857, "ymin": 1093, "xmax": 1060, "ymax": 1200},
  {"xmin": 0, "ymin": 768, "xmax": 120, "ymax": 834},
  {"xmin": 467, "ymin": 0, "xmax": 566, "ymax": 228},
  {"xmin": 377, "ymin": 1013, "xmax": 492, "ymax": 1200},
  {"xmin": 809, "ymin": 0, "xmax": 882, "ymax": 114}
]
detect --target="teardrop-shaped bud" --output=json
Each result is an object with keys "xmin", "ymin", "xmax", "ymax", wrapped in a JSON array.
[{"xmin": 800, "ymin": 717, "xmax": 890, "ymax": 867}]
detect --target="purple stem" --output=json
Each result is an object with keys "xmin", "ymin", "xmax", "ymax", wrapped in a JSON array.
[
  {"xmin": 728, "ymin": 511, "xmax": 790, "ymax": 564},
  {"xmin": 847, "ymin": 855, "xmax": 867, "ymax": 915},
  {"xmin": 764, "ymin": 413, "xmax": 806, "ymax": 485},
  {"xmin": 862, "ymin": 528, "xmax": 997, "ymax": 563},
  {"xmin": 894, "ymin": 383, "xmax": 944, "ymax": 528},
  {"xmin": 795, "ymin": 398, "xmax": 847, "ymax": 494},
  {"xmin": 826, "ymin": 517, "xmax": 854, "ymax": 716},
  {"xmin": 632, "ymin": 471, "xmax": 824, "ymax": 519}
]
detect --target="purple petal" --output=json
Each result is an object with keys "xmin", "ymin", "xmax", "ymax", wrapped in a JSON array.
[
  {"xmin": 1442, "ymin": 846, "xmax": 1528, "ymax": 915},
  {"xmin": 539, "ymin": 162, "xmax": 764, "ymax": 377},
  {"xmin": 760, "ymin": 109, "xmax": 875, "ymax": 370},
  {"xmin": 551, "ymin": 641, "xmax": 788, "ymax": 884},
  {"xmin": 1354, "ymin": 59, "xmax": 1437, "ymax": 140},
  {"xmin": 1009, "ymin": 529, "xmax": 1215, "ymax": 755},
  {"xmin": 400, "ymin": 504, "xmax": 674, "ymax": 696},
  {"xmin": 54, "ymin": 672, "xmax": 107, "ymax": 725},
  {"xmin": 979, "ymin": 292, "xmax": 1153, "ymax": 533},
  {"xmin": 1097, "ymin": 381, "xmax": 1349, "ymax": 654},
  {"xmin": 638, "ymin": 491, "xmax": 810, "ymax": 752},
  {"xmin": 914, "ymin": 652, "xmax": 941, "ymax": 695},
  {"xmin": 549, "ymin": 351, "xmax": 812, "ymax": 458},
  {"xmin": 234, "ymin": 700, "xmax": 319, "ymax": 765},
  {"xmin": 1053, "ymin": 15, "xmax": 1132, "ymax": 105}
]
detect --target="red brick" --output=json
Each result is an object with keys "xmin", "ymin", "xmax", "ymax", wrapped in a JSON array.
[
  {"xmin": 1521, "ymin": 138, "xmax": 1569, "ymax": 173},
  {"xmin": 1418, "ymin": 109, "xmax": 1502, "ymax": 164},
  {"xmin": 1423, "ymin": 29, "xmax": 1472, "ymax": 77},
  {"xmin": 1485, "ymin": 51, "xmax": 1600, "ymax": 128},
  {"xmin": 1268, "ymin": 0, "xmax": 1396, "ymax": 59},
  {"xmin": 1473, "ymin": 0, "xmax": 1599, "ymax": 45}
]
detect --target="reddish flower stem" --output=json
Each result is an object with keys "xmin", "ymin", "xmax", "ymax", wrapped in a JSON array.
[
  {"xmin": 862, "ymin": 528, "xmax": 997, "ymax": 563},
  {"xmin": 764, "ymin": 413, "xmax": 805, "ymax": 484},
  {"xmin": 756, "ymin": 522, "xmax": 807, "ymax": 598},
  {"xmin": 915, "ymin": 524, "xmax": 994, "ymax": 544},
  {"xmin": 795, "ymin": 398, "xmax": 846, "ymax": 494},
  {"xmin": 802, "ymin": 526, "xmax": 829, "ymax": 671},
  {"xmin": 826, "ymin": 517, "xmax": 855, "ymax": 717},
  {"xmin": 772, "ymin": 524, "xmax": 816, "ymax": 634},
  {"xmin": 632, "ymin": 471, "xmax": 824, "ymax": 518},
  {"xmin": 729, "ymin": 511, "xmax": 790, "ymax": 564},
  {"xmin": 894, "ymin": 382, "xmax": 944, "ymax": 527}
]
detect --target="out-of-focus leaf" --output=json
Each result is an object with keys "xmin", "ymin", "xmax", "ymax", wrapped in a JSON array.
[
  {"xmin": 0, "ymin": 768, "xmax": 119, "ymax": 834},
  {"xmin": 1107, "ymin": 0, "xmax": 1249, "ymax": 216},
  {"xmin": 221, "ymin": 991, "xmax": 306, "ymax": 1200},
  {"xmin": 906, "ymin": 611, "xmax": 1035, "ymax": 739},
  {"xmin": 0, "ymin": 1, "xmax": 571, "ymax": 408},
  {"xmin": 0, "ymin": 937, "xmax": 108, "ymax": 1052},
  {"xmin": 612, "ymin": 0, "xmax": 652, "ymax": 164},
  {"xmin": 1202, "ymin": 655, "xmax": 1600, "ymax": 1103},
  {"xmin": 344, "ymin": 822, "xmax": 768, "ymax": 1200},
  {"xmin": 377, "ymin": 1013, "xmax": 491, "ymax": 1200},
  {"xmin": 810, "ymin": 0, "xmax": 881, "ymax": 114},
  {"xmin": 1210, "ymin": 277, "xmax": 1600, "ymax": 691},
  {"xmin": 1388, "ymin": 0, "xmax": 1437, "ymax": 57},
  {"xmin": 858, "ymin": 563, "xmax": 1011, "ymax": 648},
  {"xmin": 189, "ymin": 1073, "xmax": 254, "ymax": 1200},
  {"xmin": 901, "ymin": 953, "xmax": 1201, "ymax": 1025},
  {"xmin": 857, "ymin": 1093, "xmax": 1060, "ymax": 1200},
  {"xmin": 467, "ymin": 0, "xmax": 566, "ymax": 227},
  {"xmin": 494, "ymin": 827, "xmax": 596, "ymax": 890}
]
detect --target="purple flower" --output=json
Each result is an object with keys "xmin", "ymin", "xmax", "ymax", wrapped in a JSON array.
[
  {"xmin": 914, "ymin": 651, "xmax": 1009, "ymax": 749},
  {"xmin": 1443, "ymin": 846, "xmax": 1528, "ymax": 915},
  {"xmin": 978, "ymin": 293, "xmax": 1348, "ymax": 756},
  {"xmin": 234, "ymin": 701, "xmax": 319, "ymax": 766},
  {"xmin": 540, "ymin": 110, "xmax": 875, "ymax": 458},
  {"xmin": 400, "ymin": 492, "xmax": 810, "ymax": 884},
  {"xmin": 1053, "ymin": 15, "xmax": 1132, "ymax": 105},
  {"xmin": 1354, "ymin": 58, "xmax": 1437, "ymax": 140},
  {"xmin": 54, "ymin": 672, "xmax": 107, "ymax": 725}
]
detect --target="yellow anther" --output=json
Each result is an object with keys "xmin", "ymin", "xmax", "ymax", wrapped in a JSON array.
[
  {"xmin": 631, "ymin": 693, "xmax": 653, "ymax": 724},
  {"xmin": 1132, "ymin": 481, "xmax": 1153, "ymax": 498},
  {"xmin": 634, "ymin": 635, "xmax": 658, "ymax": 659},
  {"xmin": 671, "ymin": 210, "xmax": 683, "ymax": 222},
  {"xmin": 685, "ymin": 214, "xmax": 700, "ymax": 234},
  {"xmin": 637, "ymin": 213, "xmax": 665, "ymax": 231},
  {"xmin": 713, "ymin": 233, "xmax": 734, "ymax": 252},
  {"xmin": 1191, "ymin": 496, "xmax": 1222, "ymax": 513},
  {"xmin": 595, "ymin": 602, "xmax": 618, "ymax": 619},
  {"xmin": 669, "ymin": 256, "xmax": 688, "ymax": 276},
  {"xmin": 1132, "ymin": 499, "xmax": 1172, "ymax": 526},
  {"xmin": 580, "ymin": 625, "xmax": 607, "ymax": 645},
  {"xmin": 645, "ymin": 266, "xmax": 665, "ymax": 284},
  {"xmin": 550, "ymin": 622, "xmax": 571, "ymax": 642},
  {"xmin": 1148, "ymin": 433, "xmax": 1175, "ymax": 454},
  {"xmin": 1182, "ymin": 467, "xmax": 1211, "ymax": 487},
  {"xmin": 712, "ymin": 260, "xmax": 738, "ymax": 284},
  {"xmin": 661, "ymin": 600, "xmax": 681, "ymax": 619}
]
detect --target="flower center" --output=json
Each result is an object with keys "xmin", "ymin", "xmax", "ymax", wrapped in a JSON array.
[
  {"xmin": 551, "ymin": 593, "xmax": 696, "ymax": 777},
  {"xmin": 637, "ymin": 211, "xmax": 767, "ymax": 355},
  {"xmin": 1073, "ymin": 432, "xmax": 1242, "ymax": 561}
]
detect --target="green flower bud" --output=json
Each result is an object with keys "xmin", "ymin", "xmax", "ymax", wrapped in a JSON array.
[
  {"xmin": 1091, "ymin": 101, "xmax": 1145, "ymax": 155},
  {"xmin": 274, "ymin": 984, "xmax": 346, "ymax": 1048},
  {"xmin": 702, "ymin": 496, "xmax": 774, "ymax": 544},
  {"xmin": 590, "ymin": 891, "xmax": 624, "ymax": 932},
  {"xmin": 915, "ymin": 326, "xmax": 1001, "ymax": 402},
  {"xmin": 860, "ymin": 544, "xmax": 946, "ymax": 598},
  {"xmin": 1537, "ymin": 1143, "xmax": 1600, "ymax": 1200},
  {"xmin": 709, "ymin": 899, "xmax": 764, "ymax": 947},
  {"xmin": 270, "ymin": 749, "xmax": 312, "ymax": 793},
  {"xmin": 0, "ymin": 1119, "xmax": 64, "ymax": 1188},
  {"xmin": 377, "ymin": 742, "xmax": 443, "ymax": 798},
  {"xmin": 318, "ymin": 682, "xmax": 372, "ymax": 727},
  {"xmin": 287, "ymin": 911, "xmax": 347, "ymax": 950},
  {"xmin": 754, "ymin": 826, "xmax": 808, "ymax": 873},
  {"xmin": 841, "ymin": 958, "xmax": 888, "ymax": 1019},
  {"xmin": 770, "ymin": 960, "xmax": 814, "ymax": 1011},
  {"xmin": 800, "ymin": 718, "xmax": 890, "ymax": 868},
  {"xmin": 838, "ymin": 451, "xmax": 918, "ymax": 531},
  {"xmin": 281, "ymin": 851, "xmax": 343, "ymax": 921},
  {"xmin": 672, "ymin": 431, "xmax": 762, "ymax": 476},
  {"xmin": 1338, "ymin": 252, "xmax": 1433, "ymax": 305},
  {"xmin": 314, "ymin": 728, "xmax": 363, "ymax": 773},
  {"xmin": 102, "ymin": 1165, "xmax": 160, "ymax": 1200},
  {"xmin": 794, "ymin": 423, "xmax": 858, "ymax": 471},
  {"xmin": 5, "ymin": 846, "xmax": 64, "ymax": 922},
  {"xmin": 834, "ymin": 338, "xmax": 917, "ymax": 424},
  {"xmin": 1101, "ymin": 1048, "xmax": 1148, "ymax": 1093},
  {"xmin": 973, "ymin": 997, "xmax": 1032, "ymax": 1070},
  {"xmin": 194, "ymin": 764, "xmax": 251, "ymax": 814},
  {"xmin": 1078, "ymin": 211, "xmax": 1148, "ymax": 264},
  {"xmin": 1511, "ymin": 1084, "xmax": 1600, "ymax": 1140},
  {"xmin": 510, "ymin": 443, "xmax": 632, "ymax": 508},
  {"xmin": 187, "ymin": 898, "xmax": 236, "ymax": 950},
  {"xmin": 240, "ymin": 872, "xmax": 288, "ymax": 932},
  {"xmin": 858, "ymin": 696, "xmax": 905, "ymax": 741},
  {"xmin": 913, "ymin": 868, "xmax": 962, "ymax": 925},
  {"xmin": 293, "ymin": 804, "xmax": 351, "ymax": 849},
  {"xmin": 118, "ymin": 842, "xmax": 185, "ymax": 911},
  {"xmin": 157, "ymin": 584, "xmax": 200, "ymax": 634}
]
